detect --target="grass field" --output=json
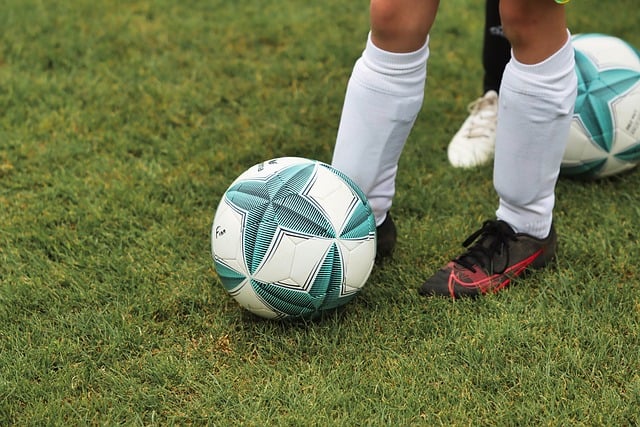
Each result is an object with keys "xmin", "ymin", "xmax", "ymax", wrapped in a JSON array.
[{"xmin": 1, "ymin": 0, "xmax": 640, "ymax": 425}]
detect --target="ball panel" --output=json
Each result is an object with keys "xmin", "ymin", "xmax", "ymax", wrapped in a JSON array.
[
  {"xmin": 611, "ymin": 89, "xmax": 640, "ymax": 161},
  {"xmin": 320, "ymin": 163, "xmax": 370, "ymax": 206},
  {"xmin": 572, "ymin": 34, "xmax": 640, "ymax": 71},
  {"xmin": 275, "ymin": 193, "xmax": 334, "ymax": 238},
  {"xmin": 337, "ymin": 239, "xmax": 376, "ymax": 292},
  {"xmin": 596, "ymin": 158, "xmax": 637, "ymax": 178},
  {"xmin": 213, "ymin": 258, "xmax": 247, "ymax": 292},
  {"xmin": 305, "ymin": 165, "xmax": 360, "ymax": 236},
  {"xmin": 311, "ymin": 243, "xmax": 356, "ymax": 312},
  {"xmin": 252, "ymin": 230, "xmax": 333, "ymax": 288},
  {"xmin": 560, "ymin": 158, "xmax": 607, "ymax": 177},
  {"xmin": 340, "ymin": 204, "xmax": 376, "ymax": 239},
  {"xmin": 211, "ymin": 199, "xmax": 248, "ymax": 276},
  {"xmin": 316, "ymin": 163, "xmax": 376, "ymax": 240},
  {"xmin": 243, "ymin": 218, "xmax": 278, "ymax": 275},
  {"xmin": 232, "ymin": 281, "xmax": 284, "ymax": 320},
  {"xmin": 250, "ymin": 243, "xmax": 344, "ymax": 318},
  {"xmin": 311, "ymin": 243, "xmax": 343, "ymax": 300},
  {"xmin": 616, "ymin": 143, "xmax": 640, "ymax": 162},
  {"xmin": 251, "ymin": 279, "xmax": 325, "ymax": 318}
]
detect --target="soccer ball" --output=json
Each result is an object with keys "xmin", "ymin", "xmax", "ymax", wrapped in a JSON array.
[
  {"xmin": 211, "ymin": 157, "xmax": 376, "ymax": 320},
  {"xmin": 561, "ymin": 33, "xmax": 640, "ymax": 179}
]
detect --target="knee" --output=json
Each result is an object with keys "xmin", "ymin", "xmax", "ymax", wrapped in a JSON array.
[
  {"xmin": 499, "ymin": 0, "xmax": 567, "ymax": 56},
  {"xmin": 498, "ymin": 1, "xmax": 536, "ymax": 48},
  {"xmin": 369, "ymin": 0, "xmax": 436, "ymax": 52},
  {"xmin": 370, "ymin": 0, "xmax": 405, "ymax": 34}
]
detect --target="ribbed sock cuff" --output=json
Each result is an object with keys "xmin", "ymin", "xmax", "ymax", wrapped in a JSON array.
[{"xmin": 353, "ymin": 33, "xmax": 430, "ymax": 96}]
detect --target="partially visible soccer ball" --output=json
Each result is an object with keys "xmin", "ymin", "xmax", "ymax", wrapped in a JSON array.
[
  {"xmin": 561, "ymin": 33, "xmax": 640, "ymax": 179},
  {"xmin": 211, "ymin": 157, "xmax": 376, "ymax": 320}
]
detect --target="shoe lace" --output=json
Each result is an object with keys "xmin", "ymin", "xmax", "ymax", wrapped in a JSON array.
[
  {"xmin": 454, "ymin": 220, "xmax": 517, "ymax": 275},
  {"xmin": 464, "ymin": 95, "xmax": 497, "ymax": 138}
]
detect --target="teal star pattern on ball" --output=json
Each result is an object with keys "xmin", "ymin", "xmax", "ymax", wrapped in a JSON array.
[
  {"xmin": 224, "ymin": 162, "xmax": 335, "ymax": 275},
  {"xmin": 574, "ymin": 49, "xmax": 640, "ymax": 152}
]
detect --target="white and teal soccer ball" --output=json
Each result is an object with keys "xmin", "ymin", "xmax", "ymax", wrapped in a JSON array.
[
  {"xmin": 211, "ymin": 157, "xmax": 376, "ymax": 320},
  {"xmin": 561, "ymin": 33, "xmax": 640, "ymax": 179}
]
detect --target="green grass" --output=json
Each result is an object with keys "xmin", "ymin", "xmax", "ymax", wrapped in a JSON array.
[{"xmin": 1, "ymin": 0, "xmax": 639, "ymax": 425}]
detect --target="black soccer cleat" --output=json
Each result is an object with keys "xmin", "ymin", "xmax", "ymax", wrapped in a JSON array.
[
  {"xmin": 419, "ymin": 220, "xmax": 557, "ymax": 298},
  {"xmin": 375, "ymin": 212, "xmax": 396, "ymax": 262}
]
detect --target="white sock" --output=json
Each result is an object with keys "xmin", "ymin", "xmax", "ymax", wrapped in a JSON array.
[
  {"xmin": 332, "ymin": 33, "xmax": 429, "ymax": 226},
  {"xmin": 494, "ymin": 33, "xmax": 577, "ymax": 238}
]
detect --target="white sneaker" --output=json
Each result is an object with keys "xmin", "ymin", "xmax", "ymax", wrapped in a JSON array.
[{"xmin": 447, "ymin": 90, "xmax": 499, "ymax": 168}]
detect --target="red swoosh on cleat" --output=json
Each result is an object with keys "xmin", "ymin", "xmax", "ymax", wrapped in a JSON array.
[{"xmin": 447, "ymin": 249, "xmax": 543, "ymax": 298}]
